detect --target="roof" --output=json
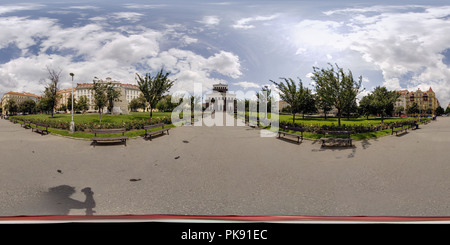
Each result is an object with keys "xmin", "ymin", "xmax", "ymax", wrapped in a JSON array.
[{"xmin": 5, "ymin": 91, "xmax": 40, "ymax": 98}]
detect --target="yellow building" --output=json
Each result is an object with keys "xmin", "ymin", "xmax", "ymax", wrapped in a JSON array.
[
  {"xmin": 1, "ymin": 91, "xmax": 40, "ymax": 115},
  {"xmin": 395, "ymin": 87, "xmax": 440, "ymax": 115},
  {"xmin": 56, "ymin": 88, "xmax": 76, "ymax": 112}
]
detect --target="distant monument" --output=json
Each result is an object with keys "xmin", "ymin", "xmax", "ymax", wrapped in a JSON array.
[{"xmin": 204, "ymin": 83, "xmax": 236, "ymax": 112}]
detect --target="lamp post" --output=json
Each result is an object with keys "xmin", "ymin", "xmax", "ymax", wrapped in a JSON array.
[{"xmin": 69, "ymin": 73, "xmax": 75, "ymax": 133}]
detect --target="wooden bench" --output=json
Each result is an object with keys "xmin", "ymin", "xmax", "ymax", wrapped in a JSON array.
[
  {"xmin": 144, "ymin": 123, "xmax": 170, "ymax": 140},
  {"xmin": 321, "ymin": 131, "xmax": 353, "ymax": 147},
  {"xmin": 91, "ymin": 128, "xmax": 128, "ymax": 146},
  {"xmin": 278, "ymin": 126, "xmax": 304, "ymax": 143},
  {"xmin": 21, "ymin": 120, "xmax": 32, "ymax": 129},
  {"xmin": 32, "ymin": 123, "xmax": 50, "ymax": 135},
  {"xmin": 391, "ymin": 125, "xmax": 407, "ymax": 136}
]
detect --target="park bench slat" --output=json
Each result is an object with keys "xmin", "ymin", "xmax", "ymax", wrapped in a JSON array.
[
  {"xmin": 32, "ymin": 123, "xmax": 49, "ymax": 135},
  {"xmin": 144, "ymin": 123, "xmax": 170, "ymax": 140},
  {"xmin": 278, "ymin": 126, "xmax": 304, "ymax": 144},
  {"xmin": 91, "ymin": 128, "xmax": 128, "ymax": 147},
  {"xmin": 321, "ymin": 130, "xmax": 353, "ymax": 147}
]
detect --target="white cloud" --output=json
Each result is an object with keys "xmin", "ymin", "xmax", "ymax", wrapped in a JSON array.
[
  {"xmin": 233, "ymin": 81, "xmax": 260, "ymax": 89},
  {"xmin": 288, "ymin": 5, "xmax": 450, "ymax": 106},
  {"xmin": 111, "ymin": 12, "xmax": 144, "ymax": 22},
  {"xmin": 0, "ymin": 3, "xmax": 44, "ymax": 15},
  {"xmin": 198, "ymin": 16, "xmax": 220, "ymax": 26},
  {"xmin": 232, "ymin": 15, "xmax": 278, "ymax": 29}
]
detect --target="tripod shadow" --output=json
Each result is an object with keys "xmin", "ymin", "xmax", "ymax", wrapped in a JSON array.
[{"xmin": 45, "ymin": 185, "xmax": 96, "ymax": 215}]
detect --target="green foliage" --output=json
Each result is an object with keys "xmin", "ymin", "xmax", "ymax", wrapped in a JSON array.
[
  {"xmin": 407, "ymin": 102, "xmax": 419, "ymax": 115},
  {"xmin": 445, "ymin": 106, "xmax": 450, "ymax": 114},
  {"xmin": 136, "ymin": 68, "xmax": 174, "ymax": 119},
  {"xmin": 271, "ymin": 77, "xmax": 315, "ymax": 123},
  {"xmin": 18, "ymin": 99, "xmax": 36, "ymax": 114},
  {"xmin": 91, "ymin": 81, "xmax": 109, "ymax": 122},
  {"xmin": 311, "ymin": 63, "xmax": 362, "ymax": 126},
  {"xmin": 369, "ymin": 86, "xmax": 400, "ymax": 122},
  {"xmin": 77, "ymin": 95, "xmax": 89, "ymax": 112},
  {"xmin": 43, "ymin": 67, "xmax": 62, "ymax": 117},
  {"xmin": 5, "ymin": 99, "xmax": 18, "ymax": 115},
  {"xmin": 106, "ymin": 85, "xmax": 121, "ymax": 113},
  {"xmin": 435, "ymin": 106, "xmax": 444, "ymax": 116}
]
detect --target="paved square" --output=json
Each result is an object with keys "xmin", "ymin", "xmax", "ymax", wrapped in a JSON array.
[{"xmin": 1, "ymin": 115, "xmax": 449, "ymax": 217}]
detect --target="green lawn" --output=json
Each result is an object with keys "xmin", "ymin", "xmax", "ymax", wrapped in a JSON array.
[
  {"xmin": 13, "ymin": 111, "xmax": 425, "ymax": 141},
  {"xmin": 18, "ymin": 111, "xmax": 172, "ymax": 123}
]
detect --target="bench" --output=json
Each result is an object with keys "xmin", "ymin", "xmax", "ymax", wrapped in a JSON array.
[
  {"xmin": 320, "ymin": 131, "xmax": 353, "ymax": 147},
  {"xmin": 91, "ymin": 128, "xmax": 128, "ymax": 146},
  {"xmin": 21, "ymin": 120, "xmax": 32, "ymax": 129},
  {"xmin": 32, "ymin": 123, "xmax": 50, "ymax": 135},
  {"xmin": 391, "ymin": 125, "xmax": 407, "ymax": 136},
  {"xmin": 278, "ymin": 126, "xmax": 304, "ymax": 143},
  {"xmin": 144, "ymin": 123, "xmax": 170, "ymax": 140}
]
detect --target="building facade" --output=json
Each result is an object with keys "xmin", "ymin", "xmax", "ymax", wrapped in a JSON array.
[
  {"xmin": 75, "ymin": 77, "xmax": 141, "ymax": 114},
  {"xmin": 56, "ymin": 88, "xmax": 75, "ymax": 112},
  {"xmin": 204, "ymin": 83, "xmax": 236, "ymax": 112},
  {"xmin": 395, "ymin": 87, "xmax": 440, "ymax": 115},
  {"xmin": 1, "ymin": 91, "xmax": 40, "ymax": 115}
]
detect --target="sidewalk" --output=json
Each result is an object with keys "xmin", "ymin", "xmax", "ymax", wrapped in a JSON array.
[{"xmin": 0, "ymin": 116, "xmax": 449, "ymax": 217}]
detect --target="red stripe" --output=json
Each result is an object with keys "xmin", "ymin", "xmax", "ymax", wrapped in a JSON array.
[{"xmin": 1, "ymin": 215, "xmax": 450, "ymax": 222}]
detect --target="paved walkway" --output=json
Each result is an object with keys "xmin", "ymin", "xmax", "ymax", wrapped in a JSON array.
[{"xmin": 1, "ymin": 115, "xmax": 450, "ymax": 217}]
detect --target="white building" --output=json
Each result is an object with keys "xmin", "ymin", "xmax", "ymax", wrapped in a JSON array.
[
  {"xmin": 75, "ymin": 77, "xmax": 141, "ymax": 114},
  {"xmin": 204, "ymin": 83, "xmax": 236, "ymax": 112}
]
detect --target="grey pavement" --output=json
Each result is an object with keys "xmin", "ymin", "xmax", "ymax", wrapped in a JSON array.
[{"xmin": 1, "ymin": 114, "xmax": 450, "ymax": 217}]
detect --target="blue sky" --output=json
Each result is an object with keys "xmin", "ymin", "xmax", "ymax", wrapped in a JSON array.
[{"xmin": 1, "ymin": 0, "xmax": 450, "ymax": 106}]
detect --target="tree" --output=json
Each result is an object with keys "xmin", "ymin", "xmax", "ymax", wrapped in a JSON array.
[
  {"xmin": 407, "ymin": 102, "xmax": 419, "ymax": 115},
  {"xmin": 394, "ymin": 106, "xmax": 404, "ymax": 117},
  {"xmin": 445, "ymin": 106, "xmax": 450, "ymax": 114},
  {"xmin": 370, "ymin": 86, "xmax": 400, "ymax": 122},
  {"xmin": 42, "ymin": 67, "xmax": 62, "ymax": 118},
  {"xmin": 91, "ymin": 81, "xmax": 108, "ymax": 122},
  {"xmin": 67, "ymin": 93, "xmax": 76, "ymax": 113},
  {"xmin": 270, "ymin": 77, "xmax": 309, "ymax": 124},
  {"xmin": 300, "ymin": 88, "xmax": 316, "ymax": 119},
  {"xmin": 106, "ymin": 84, "xmax": 121, "ymax": 114},
  {"xmin": 77, "ymin": 95, "xmax": 89, "ymax": 113},
  {"xmin": 4, "ymin": 99, "xmax": 18, "ymax": 115},
  {"xmin": 311, "ymin": 64, "xmax": 362, "ymax": 126},
  {"xmin": 435, "ymin": 106, "xmax": 444, "ymax": 116},
  {"xmin": 359, "ymin": 94, "xmax": 375, "ymax": 119},
  {"xmin": 18, "ymin": 99, "xmax": 36, "ymax": 115},
  {"xmin": 136, "ymin": 68, "xmax": 174, "ymax": 120},
  {"xmin": 36, "ymin": 97, "xmax": 52, "ymax": 114},
  {"xmin": 156, "ymin": 95, "xmax": 177, "ymax": 112}
]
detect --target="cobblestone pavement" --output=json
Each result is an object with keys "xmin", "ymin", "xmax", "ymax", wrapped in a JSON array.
[{"xmin": 1, "ymin": 115, "xmax": 450, "ymax": 217}]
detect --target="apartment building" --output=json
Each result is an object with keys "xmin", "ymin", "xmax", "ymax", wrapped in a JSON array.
[
  {"xmin": 1, "ymin": 91, "xmax": 40, "ymax": 115},
  {"xmin": 395, "ymin": 87, "xmax": 440, "ymax": 115}
]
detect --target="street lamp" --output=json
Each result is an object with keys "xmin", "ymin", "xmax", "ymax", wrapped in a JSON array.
[{"xmin": 69, "ymin": 73, "xmax": 75, "ymax": 133}]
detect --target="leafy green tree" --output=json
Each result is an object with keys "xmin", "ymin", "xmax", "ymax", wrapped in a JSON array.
[
  {"xmin": 271, "ymin": 77, "xmax": 316, "ymax": 122},
  {"xmin": 300, "ymin": 88, "xmax": 316, "ymax": 119},
  {"xmin": 67, "ymin": 93, "xmax": 76, "ymax": 113},
  {"xmin": 91, "ymin": 81, "xmax": 108, "ymax": 122},
  {"xmin": 394, "ymin": 106, "xmax": 404, "ymax": 117},
  {"xmin": 5, "ymin": 99, "xmax": 18, "ymax": 115},
  {"xmin": 136, "ymin": 68, "xmax": 175, "ymax": 119},
  {"xmin": 77, "ymin": 95, "xmax": 89, "ymax": 112},
  {"xmin": 270, "ymin": 77, "xmax": 302, "ymax": 124},
  {"xmin": 407, "ymin": 102, "xmax": 419, "ymax": 115},
  {"xmin": 435, "ymin": 106, "xmax": 444, "ymax": 116},
  {"xmin": 311, "ymin": 64, "xmax": 362, "ymax": 126},
  {"xmin": 106, "ymin": 85, "xmax": 122, "ymax": 114},
  {"xmin": 36, "ymin": 96, "xmax": 52, "ymax": 114},
  {"xmin": 445, "ymin": 106, "xmax": 450, "ymax": 114},
  {"xmin": 370, "ymin": 86, "xmax": 400, "ymax": 122},
  {"xmin": 18, "ymin": 99, "xmax": 36, "ymax": 114},
  {"xmin": 359, "ymin": 94, "xmax": 375, "ymax": 119}
]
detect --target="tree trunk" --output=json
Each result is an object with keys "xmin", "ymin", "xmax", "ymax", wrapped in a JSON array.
[
  {"xmin": 292, "ymin": 113, "xmax": 296, "ymax": 124},
  {"xmin": 150, "ymin": 107, "xmax": 153, "ymax": 120},
  {"xmin": 99, "ymin": 109, "xmax": 102, "ymax": 123}
]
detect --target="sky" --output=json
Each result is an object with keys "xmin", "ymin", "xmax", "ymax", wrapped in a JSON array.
[{"xmin": 1, "ymin": 0, "xmax": 450, "ymax": 106}]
